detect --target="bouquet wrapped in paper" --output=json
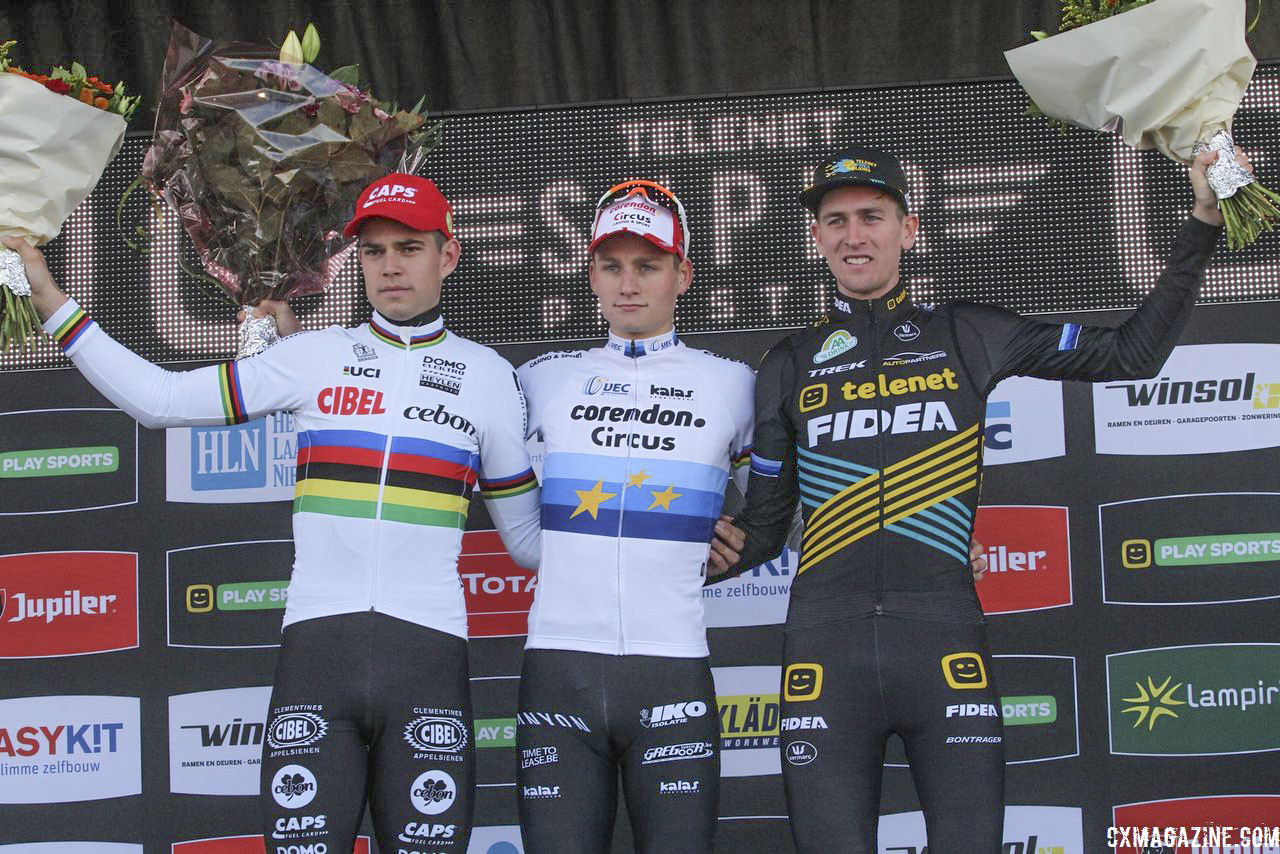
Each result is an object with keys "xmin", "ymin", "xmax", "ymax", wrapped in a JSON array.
[
  {"xmin": 141, "ymin": 23, "xmax": 438, "ymax": 356},
  {"xmin": 1005, "ymin": 0, "xmax": 1276, "ymax": 249},
  {"xmin": 0, "ymin": 40, "xmax": 140, "ymax": 351}
]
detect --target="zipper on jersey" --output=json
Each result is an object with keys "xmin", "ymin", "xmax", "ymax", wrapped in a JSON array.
[
  {"xmin": 867, "ymin": 300, "xmax": 885, "ymax": 612},
  {"xmin": 368, "ymin": 337, "xmax": 410, "ymax": 611},
  {"xmin": 616, "ymin": 352, "xmax": 640, "ymax": 654}
]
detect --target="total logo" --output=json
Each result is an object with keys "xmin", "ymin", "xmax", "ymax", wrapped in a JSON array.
[
  {"xmin": 403, "ymin": 715, "xmax": 469, "ymax": 757},
  {"xmin": 658, "ymin": 779, "xmax": 701, "ymax": 794},
  {"xmin": 582, "ymin": 376, "xmax": 631, "ymax": 396},
  {"xmin": 459, "ymin": 530, "xmax": 537, "ymax": 638},
  {"xmin": 410, "ymin": 769, "xmax": 456, "ymax": 815},
  {"xmin": 317, "ymin": 386, "xmax": 385, "ymax": 416},
  {"xmin": 784, "ymin": 740, "xmax": 817, "ymax": 766},
  {"xmin": 641, "ymin": 741, "xmax": 714, "ymax": 764},
  {"xmin": 397, "ymin": 821, "xmax": 458, "ymax": 846},
  {"xmin": 0, "ymin": 551, "xmax": 138, "ymax": 659},
  {"xmin": 640, "ymin": 700, "xmax": 709, "ymax": 729},
  {"xmin": 271, "ymin": 764, "xmax": 318, "ymax": 809}
]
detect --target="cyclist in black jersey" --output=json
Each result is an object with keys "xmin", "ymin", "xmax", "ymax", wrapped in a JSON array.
[{"xmin": 711, "ymin": 143, "xmax": 1247, "ymax": 853}]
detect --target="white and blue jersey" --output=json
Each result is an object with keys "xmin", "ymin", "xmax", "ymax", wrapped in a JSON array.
[{"xmin": 518, "ymin": 329, "xmax": 754, "ymax": 657}]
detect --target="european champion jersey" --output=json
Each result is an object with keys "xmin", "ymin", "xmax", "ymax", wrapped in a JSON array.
[
  {"xmin": 518, "ymin": 329, "xmax": 754, "ymax": 657},
  {"xmin": 43, "ymin": 300, "xmax": 541, "ymax": 638}
]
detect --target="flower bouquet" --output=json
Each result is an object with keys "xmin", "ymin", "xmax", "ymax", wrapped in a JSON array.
[
  {"xmin": 0, "ymin": 39, "xmax": 141, "ymax": 351},
  {"xmin": 1005, "ymin": 0, "xmax": 1277, "ymax": 250},
  {"xmin": 141, "ymin": 22, "xmax": 440, "ymax": 356}
]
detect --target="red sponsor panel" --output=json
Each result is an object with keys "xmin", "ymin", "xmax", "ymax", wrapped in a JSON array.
[
  {"xmin": 172, "ymin": 836, "xmax": 371, "ymax": 853},
  {"xmin": 0, "ymin": 551, "xmax": 138, "ymax": 658},
  {"xmin": 459, "ymin": 530, "xmax": 536, "ymax": 637},
  {"xmin": 973, "ymin": 506, "xmax": 1072, "ymax": 614},
  {"xmin": 1112, "ymin": 796, "xmax": 1280, "ymax": 853}
]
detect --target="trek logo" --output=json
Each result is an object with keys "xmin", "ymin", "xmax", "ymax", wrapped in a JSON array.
[
  {"xmin": 362, "ymin": 182, "xmax": 418, "ymax": 207},
  {"xmin": 641, "ymin": 701, "xmax": 709, "ymax": 728},
  {"xmin": 839, "ymin": 368, "xmax": 958, "ymax": 401},
  {"xmin": 799, "ymin": 384, "xmax": 828, "ymax": 413},
  {"xmin": 658, "ymin": 779, "xmax": 701, "ymax": 794},
  {"xmin": 641, "ymin": 741, "xmax": 714, "ymax": 764},
  {"xmin": 785, "ymin": 741, "xmax": 817, "ymax": 766},
  {"xmin": 352, "ymin": 343, "xmax": 378, "ymax": 361},
  {"xmin": 402, "ymin": 404, "xmax": 477, "ymax": 437},
  {"xmin": 0, "ymin": 552, "xmax": 138, "ymax": 659},
  {"xmin": 808, "ymin": 359, "xmax": 868, "ymax": 377},
  {"xmin": 582, "ymin": 376, "xmax": 632, "ymax": 396},
  {"xmin": 268, "ymin": 713, "xmax": 328, "ymax": 750},
  {"xmin": 316, "ymin": 386, "xmax": 385, "ymax": 416},
  {"xmin": 342, "ymin": 365, "xmax": 381, "ymax": 378},
  {"xmin": 784, "ymin": 663, "xmax": 823, "ymax": 702},
  {"xmin": 942, "ymin": 653, "xmax": 988, "ymax": 689},
  {"xmin": 807, "ymin": 401, "xmax": 956, "ymax": 446},
  {"xmin": 410, "ymin": 769, "xmax": 456, "ymax": 815},
  {"xmin": 893, "ymin": 321, "xmax": 920, "ymax": 342},
  {"xmin": 271, "ymin": 764, "xmax": 317, "ymax": 809},
  {"xmin": 403, "ymin": 716, "xmax": 469, "ymax": 755},
  {"xmin": 813, "ymin": 330, "xmax": 857, "ymax": 364}
]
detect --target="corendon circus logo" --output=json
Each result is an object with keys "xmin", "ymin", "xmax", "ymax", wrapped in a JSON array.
[
  {"xmin": 1111, "ymin": 795, "xmax": 1280, "ymax": 853},
  {"xmin": 973, "ymin": 506, "xmax": 1072, "ymax": 615},
  {"xmin": 171, "ymin": 837, "xmax": 370, "ymax": 853},
  {"xmin": 1099, "ymin": 493, "xmax": 1280, "ymax": 606},
  {"xmin": 459, "ymin": 530, "xmax": 537, "ymax": 638},
  {"xmin": 1107, "ymin": 644, "xmax": 1280, "ymax": 756},
  {"xmin": 0, "ymin": 551, "xmax": 138, "ymax": 659},
  {"xmin": 167, "ymin": 540, "xmax": 294, "ymax": 649},
  {"xmin": 0, "ymin": 409, "xmax": 138, "ymax": 514}
]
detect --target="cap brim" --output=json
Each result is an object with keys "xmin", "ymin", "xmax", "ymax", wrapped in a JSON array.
[
  {"xmin": 588, "ymin": 227, "xmax": 684, "ymax": 259},
  {"xmin": 799, "ymin": 177, "xmax": 907, "ymax": 214}
]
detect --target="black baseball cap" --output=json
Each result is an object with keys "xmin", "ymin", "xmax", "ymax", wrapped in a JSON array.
[{"xmin": 799, "ymin": 146, "xmax": 910, "ymax": 215}]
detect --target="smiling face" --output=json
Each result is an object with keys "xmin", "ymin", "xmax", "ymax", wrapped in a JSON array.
[
  {"xmin": 589, "ymin": 232, "xmax": 692, "ymax": 340},
  {"xmin": 811, "ymin": 185, "xmax": 918, "ymax": 302},
  {"xmin": 942, "ymin": 652, "xmax": 988, "ymax": 689},
  {"xmin": 357, "ymin": 218, "xmax": 461, "ymax": 322}
]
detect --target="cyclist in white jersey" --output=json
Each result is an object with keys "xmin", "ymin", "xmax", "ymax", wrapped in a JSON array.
[
  {"xmin": 513, "ymin": 181, "xmax": 754, "ymax": 853},
  {"xmin": 4, "ymin": 173, "xmax": 540, "ymax": 853}
]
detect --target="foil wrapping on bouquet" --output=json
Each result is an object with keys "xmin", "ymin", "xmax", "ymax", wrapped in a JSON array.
[
  {"xmin": 1194, "ymin": 129, "xmax": 1254, "ymax": 200},
  {"xmin": 0, "ymin": 247, "xmax": 31, "ymax": 296},
  {"xmin": 236, "ymin": 311, "xmax": 279, "ymax": 359}
]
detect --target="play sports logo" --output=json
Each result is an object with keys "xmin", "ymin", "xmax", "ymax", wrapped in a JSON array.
[
  {"xmin": 166, "ymin": 540, "xmax": 294, "ymax": 649},
  {"xmin": 0, "ymin": 551, "xmax": 138, "ymax": 659},
  {"xmin": 1093, "ymin": 343, "xmax": 1280, "ymax": 455},
  {"xmin": 1100, "ymin": 493, "xmax": 1280, "ymax": 606},
  {"xmin": 0, "ymin": 409, "xmax": 138, "ymax": 514},
  {"xmin": 1107, "ymin": 644, "xmax": 1280, "ymax": 756}
]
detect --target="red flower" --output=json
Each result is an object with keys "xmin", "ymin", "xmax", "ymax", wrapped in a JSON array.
[{"xmin": 43, "ymin": 78, "xmax": 71, "ymax": 95}]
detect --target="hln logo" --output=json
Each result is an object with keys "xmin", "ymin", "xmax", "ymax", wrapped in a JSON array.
[{"xmin": 191, "ymin": 420, "xmax": 266, "ymax": 490}]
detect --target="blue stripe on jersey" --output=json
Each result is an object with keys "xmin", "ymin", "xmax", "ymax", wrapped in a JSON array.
[
  {"xmin": 795, "ymin": 446, "xmax": 876, "ymax": 477},
  {"xmin": 543, "ymin": 452, "xmax": 729, "ymax": 494},
  {"xmin": 541, "ymin": 477, "xmax": 724, "ymax": 520},
  {"xmin": 886, "ymin": 521, "xmax": 970, "ymax": 564},
  {"xmin": 390, "ymin": 434, "xmax": 479, "ymax": 469},
  {"xmin": 1058, "ymin": 323, "xmax": 1081, "ymax": 351},
  {"xmin": 541, "ymin": 504, "xmax": 715, "ymax": 543},
  {"xmin": 298, "ymin": 429, "xmax": 387, "ymax": 452},
  {"xmin": 750, "ymin": 453, "xmax": 783, "ymax": 478}
]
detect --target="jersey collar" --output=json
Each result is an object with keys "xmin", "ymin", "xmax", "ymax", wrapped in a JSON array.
[
  {"xmin": 368, "ymin": 308, "xmax": 447, "ymax": 350},
  {"xmin": 605, "ymin": 328, "xmax": 680, "ymax": 359},
  {"xmin": 829, "ymin": 285, "xmax": 913, "ymax": 320}
]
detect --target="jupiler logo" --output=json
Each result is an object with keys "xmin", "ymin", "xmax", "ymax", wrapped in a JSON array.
[
  {"xmin": 2, "ymin": 589, "xmax": 118, "ymax": 624},
  {"xmin": 640, "ymin": 700, "xmax": 709, "ymax": 729}
]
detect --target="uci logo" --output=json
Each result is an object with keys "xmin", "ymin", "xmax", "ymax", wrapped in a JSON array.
[{"xmin": 342, "ymin": 365, "xmax": 381, "ymax": 378}]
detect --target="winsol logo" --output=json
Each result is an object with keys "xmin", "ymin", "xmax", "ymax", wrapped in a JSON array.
[
  {"xmin": 1112, "ymin": 795, "xmax": 1280, "ymax": 853},
  {"xmin": 0, "ymin": 551, "xmax": 138, "ymax": 659},
  {"xmin": 972, "ymin": 506, "xmax": 1072, "ymax": 614},
  {"xmin": 459, "ymin": 530, "xmax": 537, "ymax": 637},
  {"xmin": 171, "ymin": 837, "xmax": 370, "ymax": 854},
  {"xmin": 1093, "ymin": 343, "xmax": 1280, "ymax": 455},
  {"xmin": 169, "ymin": 687, "xmax": 272, "ymax": 795},
  {"xmin": 0, "ymin": 695, "xmax": 141, "ymax": 804}
]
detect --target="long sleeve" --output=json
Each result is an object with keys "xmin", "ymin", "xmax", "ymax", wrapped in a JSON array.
[{"xmin": 477, "ymin": 367, "xmax": 541, "ymax": 570}]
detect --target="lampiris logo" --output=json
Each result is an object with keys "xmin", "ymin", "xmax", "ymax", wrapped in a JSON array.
[
  {"xmin": 0, "ymin": 552, "xmax": 138, "ymax": 659},
  {"xmin": 1108, "ymin": 644, "xmax": 1280, "ymax": 756},
  {"xmin": 1093, "ymin": 343, "xmax": 1280, "ymax": 455},
  {"xmin": 0, "ymin": 409, "xmax": 137, "ymax": 514},
  {"xmin": 1100, "ymin": 493, "xmax": 1280, "ymax": 606},
  {"xmin": 167, "ymin": 541, "xmax": 293, "ymax": 649}
]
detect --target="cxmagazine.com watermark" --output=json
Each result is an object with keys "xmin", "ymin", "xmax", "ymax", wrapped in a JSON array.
[{"xmin": 1107, "ymin": 824, "xmax": 1280, "ymax": 849}]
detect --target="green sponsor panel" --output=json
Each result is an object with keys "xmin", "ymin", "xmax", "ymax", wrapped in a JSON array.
[
  {"xmin": 0, "ymin": 446, "xmax": 119, "ymax": 478},
  {"xmin": 474, "ymin": 717, "xmax": 516, "ymax": 748},
  {"xmin": 1000, "ymin": 695, "xmax": 1057, "ymax": 726},
  {"xmin": 1155, "ymin": 533, "xmax": 1280, "ymax": 566},
  {"xmin": 216, "ymin": 581, "xmax": 289, "ymax": 610},
  {"xmin": 1109, "ymin": 645, "xmax": 1280, "ymax": 755}
]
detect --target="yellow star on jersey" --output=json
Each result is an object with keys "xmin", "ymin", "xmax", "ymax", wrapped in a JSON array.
[
  {"xmin": 626, "ymin": 470, "xmax": 652, "ymax": 489},
  {"xmin": 571, "ymin": 479, "xmax": 617, "ymax": 520},
  {"xmin": 648, "ymin": 484, "xmax": 683, "ymax": 511}
]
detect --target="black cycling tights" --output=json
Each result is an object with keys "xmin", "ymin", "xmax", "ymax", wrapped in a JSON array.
[
  {"xmin": 780, "ymin": 613, "xmax": 1005, "ymax": 853},
  {"xmin": 517, "ymin": 649, "xmax": 720, "ymax": 854},
  {"xmin": 260, "ymin": 612, "xmax": 475, "ymax": 854}
]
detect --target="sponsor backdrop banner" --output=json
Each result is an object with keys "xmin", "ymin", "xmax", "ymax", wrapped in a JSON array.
[{"xmin": 2, "ymin": 76, "xmax": 1280, "ymax": 852}]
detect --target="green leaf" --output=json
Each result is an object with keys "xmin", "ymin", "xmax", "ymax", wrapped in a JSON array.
[
  {"xmin": 302, "ymin": 23, "xmax": 322, "ymax": 64},
  {"xmin": 70, "ymin": 60, "xmax": 87, "ymax": 80},
  {"xmin": 329, "ymin": 64, "xmax": 360, "ymax": 86},
  {"xmin": 1030, "ymin": 30, "xmax": 1049, "ymax": 40},
  {"xmin": 279, "ymin": 31, "xmax": 304, "ymax": 64}
]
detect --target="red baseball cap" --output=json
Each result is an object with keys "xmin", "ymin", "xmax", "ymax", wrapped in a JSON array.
[
  {"xmin": 589, "ymin": 180, "xmax": 690, "ymax": 260},
  {"xmin": 343, "ymin": 173, "xmax": 455, "ymax": 239}
]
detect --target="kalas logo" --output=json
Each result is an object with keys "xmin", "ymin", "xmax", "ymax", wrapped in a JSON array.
[
  {"xmin": 460, "ymin": 530, "xmax": 537, "ymax": 638},
  {"xmin": 0, "ymin": 552, "xmax": 138, "ymax": 659},
  {"xmin": 973, "ymin": 506, "xmax": 1072, "ymax": 614}
]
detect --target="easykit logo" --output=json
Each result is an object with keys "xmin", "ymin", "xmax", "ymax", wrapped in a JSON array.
[
  {"xmin": 701, "ymin": 545, "xmax": 796, "ymax": 629},
  {"xmin": 973, "ymin": 506, "xmax": 1072, "ymax": 614},
  {"xmin": 169, "ymin": 686, "xmax": 271, "ymax": 795},
  {"xmin": 877, "ymin": 805, "xmax": 1083, "ymax": 853},
  {"xmin": 1107, "ymin": 644, "xmax": 1280, "ymax": 756},
  {"xmin": 0, "ymin": 695, "xmax": 141, "ymax": 803},
  {"xmin": 982, "ymin": 376, "xmax": 1065, "ymax": 466},
  {"xmin": 167, "ymin": 411, "xmax": 297, "ymax": 503},
  {"xmin": 171, "ymin": 836, "xmax": 370, "ymax": 854},
  {"xmin": 167, "ymin": 541, "xmax": 293, "ymax": 649},
  {"xmin": 887, "ymin": 655, "xmax": 1078, "ymax": 767},
  {"xmin": 459, "ymin": 530, "xmax": 537, "ymax": 638},
  {"xmin": 0, "ymin": 551, "xmax": 138, "ymax": 659},
  {"xmin": 713, "ymin": 665, "xmax": 782, "ymax": 778},
  {"xmin": 1093, "ymin": 343, "xmax": 1280, "ymax": 455},
  {"xmin": 813, "ymin": 330, "xmax": 857, "ymax": 364},
  {"xmin": 0, "ymin": 409, "xmax": 137, "ymax": 514},
  {"xmin": 1100, "ymin": 493, "xmax": 1280, "ymax": 606},
  {"xmin": 1111, "ymin": 795, "xmax": 1280, "ymax": 853}
]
